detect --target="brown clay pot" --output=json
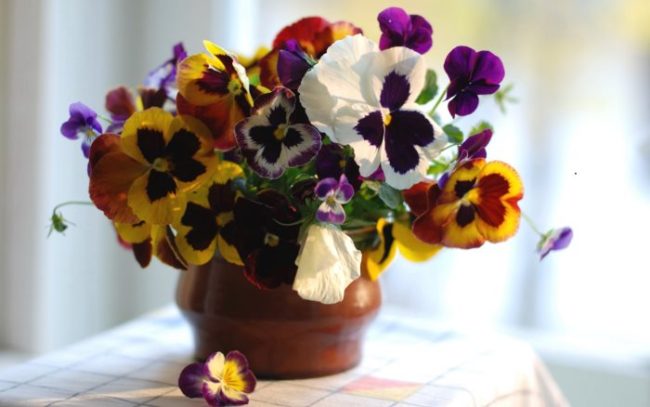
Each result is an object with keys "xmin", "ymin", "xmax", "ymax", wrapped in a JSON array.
[{"xmin": 175, "ymin": 255, "xmax": 382, "ymax": 379}]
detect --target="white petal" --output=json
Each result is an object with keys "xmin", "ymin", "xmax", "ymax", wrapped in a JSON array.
[
  {"xmin": 293, "ymin": 224, "xmax": 361, "ymax": 304},
  {"xmin": 367, "ymin": 47, "xmax": 428, "ymax": 107},
  {"xmin": 206, "ymin": 352, "xmax": 225, "ymax": 380},
  {"xmin": 349, "ymin": 139, "xmax": 381, "ymax": 177},
  {"xmin": 298, "ymin": 34, "xmax": 378, "ymax": 142}
]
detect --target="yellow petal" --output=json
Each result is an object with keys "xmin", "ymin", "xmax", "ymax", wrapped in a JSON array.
[
  {"xmin": 121, "ymin": 108, "xmax": 174, "ymax": 163},
  {"xmin": 393, "ymin": 221, "xmax": 442, "ymax": 262},
  {"xmin": 114, "ymin": 221, "xmax": 151, "ymax": 244},
  {"xmin": 364, "ymin": 218, "xmax": 397, "ymax": 281},
  {"xmin": 127, "ymin": 171, "xmax": 187, "ymax": 225}
]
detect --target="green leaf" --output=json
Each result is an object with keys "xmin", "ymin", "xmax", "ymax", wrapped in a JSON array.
[
  {"xmin": 468, "ymin": 121, "xmax": 493, "ymax": 137},
  {"xmin": 377, "ymin": 183, "xmax": 403, "ymax": 209},
  {"xmin": 494, "ymin": 83, "xmax": 517, "ymax": 114},
  {"xmin": 415, "ymin": 69, "xmax": 438, "ymax": 104},
  {"xmin": 443, "ymin": 124, "xmax": 464, "ymax": 144},
  {"xmin": 427, "ymin": 161, "xmax": 449, "ymax": 175}
]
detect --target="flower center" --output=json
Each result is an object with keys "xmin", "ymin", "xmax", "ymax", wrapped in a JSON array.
[
  {"xmin": 326, "ymin": 195, "xmax": 337, "ymax": 206},
  {"xmin": 383, "ymin": 113, "xmax": 392, "ymax": 126},
  {"xmin": 152, "ymin": 157, "xmax": 170, "ymax": 172},
  {"xmin": 263, "ymin": 232, "xmax": 280, "ymax": 247},
  {"xmin": 227, "ymin": 75, "xmax": 242, "ymax": 95},
  {"xmin": 273, "ymin": 124, "xmax": 288, "ymax": 141},
  {"xmin": 338, "ymin": 159, "xmax": 347, "ymax": 169}
]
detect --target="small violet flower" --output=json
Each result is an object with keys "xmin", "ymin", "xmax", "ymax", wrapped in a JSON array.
[
  {"xmin": 60, "ymin": 102, "xmax": 103, "ymax": 158},
  {"xmin": 444, "ymin": 46, "xmax": 505, "ymax": 117},
  {"xmin": 537, "ymin": 227, "xmax": 573, "ymax": 260},
  {"xmin": 235, "ymin": 87, "xmax": 321, "ymax": 179},
  {"xmin": 178, "ymin": 350, "xmax": 256, "ymax": 406},
  {"xmin": 378, "ymin": 7, "xmax": 433, "ymax": 54},
  {"xmin": 144, "ymin": 42, "xmax": 187, "ymax": 97},
  {"xmin": 315, "ymin": 174, "xmax": 354, "ymax": 225}
]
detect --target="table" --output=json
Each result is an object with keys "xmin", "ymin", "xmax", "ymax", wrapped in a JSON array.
[{"xmin": 0, "ymin": 306, "xmax": 568, "ymax": 406}]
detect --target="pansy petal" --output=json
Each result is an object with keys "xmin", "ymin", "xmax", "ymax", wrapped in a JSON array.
[
  {"xmin": 316, "ymin": 201, "xmax": 346, "ymax": 224},
  {"xmin": 175, "ymin": 202, "xmax": 219, "ymax": 265},
  {"xmin": 89, "ymin": 147, "xmax": 147, "ymax": 224},
  {"xmin": 205, "ymin": 351, "xmax": 225, "ymax": 381},
  {"xmin": 364, "ymin": 218, "xmax": 397, "ymax": 281},
  {"xmin": 223, "ymin": 351, "xmax": 257, "ymax": 393},
  {"xmin": 431, "ymin": 202, "xmax": 485, "ymax": 248},
  {"xmin": 298, "ymin": 34, "xmax": 379, "ymax": 141},
  {"xmin": 448, "ymin": 90, "xmax": 479, "ymax": 117},
  {"xmin": 121, "ymin": 108, "xmax": 174, "ymax": 164},
  {"xmin": 444, "ymin": 45, "xmax": 474, "ymax": 84},
  {"xmin": 315, "ymin": 178, "xmax": 338, "ymax": 199},
  {"xmin": 406, "ymin": 15, "xmax": 433, "ymax": 53},
  {"xmin": 472, "ymin": 50, "xmax": 505, "ymax": 87},
  {"xmin": 114, "ymin": 221, "xmax": 151, "ymax": 244},
  {"xmin": 177, "ymin": 53, "xmax": 229, "ymax": 106},
  {"xmin": 368, "ymin": 46, "xmax": 427, "ymax": 107},
  {"xmin": 273, "ymin": 16, "xmax": 331, "ymax": 52},
  {"xmin": 336, "ymin": 175, "xmax": 354, "ymax": 203},
  {"xmin": 393, "ymin": 221, "xmax": 442, "ymax": 262},
  {"xmin": 127, "ymin": 171, "xmax": 186, "ymax": 225},
  {"xmin": 293, "ymin": 224, "xmax": 361, "ymax": 304},
  {"xmin": 178, "ymin": 362, "xmax": 209, "ymax": 398},
  {"xmin": 403, "ymin": 180, "xmax": 438, "ymax": 217},
  {"xmin": 284, "ymin": 123, "xmax": 322, "ymax": 167}
]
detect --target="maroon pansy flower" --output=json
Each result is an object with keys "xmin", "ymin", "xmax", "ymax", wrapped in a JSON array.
[
  {"xmin": 235, "ymin": 87, "xmax": 321, "ymax": 179},
  {"xmin": 232, "ymin": 190, "xmax": 301, "ymax": 289},
  {"xmin": 377, "ymin": 7, "xmax": 433, "ymax": 54},
  {"xmin": 444, "ymin": 46, "xmax": 505, "ymax": 117}
]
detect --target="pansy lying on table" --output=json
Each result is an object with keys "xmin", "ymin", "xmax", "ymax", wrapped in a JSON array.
[{"xmin": 53, "ymin": 6, "xmax": 572, "ymax": 308}]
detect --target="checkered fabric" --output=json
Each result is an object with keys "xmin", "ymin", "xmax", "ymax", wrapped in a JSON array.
[{"xmin": 0, "ymin": 306, "xmax": 568, "ymax": 406}]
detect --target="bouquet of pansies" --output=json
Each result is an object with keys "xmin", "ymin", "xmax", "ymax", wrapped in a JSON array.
[{"xmin": 55, "ymin": 7, "xmax": 572, "ymax": 305}]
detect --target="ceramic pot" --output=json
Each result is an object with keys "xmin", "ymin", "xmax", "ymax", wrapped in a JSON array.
[{"xmin": 175, "ymin": 255, "xmax": 381, "ymax": 379}]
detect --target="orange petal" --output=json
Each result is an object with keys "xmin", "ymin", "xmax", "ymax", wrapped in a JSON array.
[
  {"xmin": 258, "ymin": 48, "xmax": 281, "ymax": 89},
  {"xmin": 403, "ymin": 181, "xmax": 438, "ymax": 217},
  {"xmin": 89, "ymin": 144, "xmax": 147, "ymax": 224}
]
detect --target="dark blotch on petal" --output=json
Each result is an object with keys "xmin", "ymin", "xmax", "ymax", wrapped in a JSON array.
[
  {"xmin": 146, "ymin": 170, "xmax": 176, "ymax": 201},
  {"xmin": 454, "ymin": 179, "xmax": 475, "ymax": 199},
  {"xmin": 354, "ymin": 110, "xmax": 384, "ymax": 147},
  {"xmin": 378, "ymin": 222, "xmax": 395, "ymax": 264},
  {"xmin": 456, "ymin": 204, "xmax": 475, "ymax": 227},
  {"xmin": 171, "ymin": 158, "xmax": 206, "ymax": 182},
  {"xmin": 182, "ymin": 203, "xmax": 218, "ymax": 251},
  {"xmin": 197, "ymin": 66, "xmax": 230, "ymax": 95},
  {"xmin": 268, "ymin": 106, "xmax": 287, "ymax": 127},
  {"xmin": 383, "ymin": 110, "xmax": 434, "ymax": 174},
  {"xmin": 166, "ymin": 129, "xmax": 201, "ymax": 159},
  {"xmin": 380, "ymin": 71, "xmax": 411, "ymax": 111},
  {"xmin": 137, "ymin": 128, "xmax": 166, "ymax": 163},
  {"xmin": 282, "ymin": 128, "xmax": 303, "ymax": 148}
]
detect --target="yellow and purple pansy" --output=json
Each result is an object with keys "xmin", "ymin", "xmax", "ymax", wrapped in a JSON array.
[
  {"xmin": 364, "ymin": 218, "xmax": 442, "ymax": 281},
  {"xmin": 299, "ymin": 34, "xmax": 445, "ymax": 190},
  {"xmin": 411, "ymin": 158, "xmax": 524, "ymax": 248},
  {"xmin": 174, "ymin": 161, "xmax": 244, "ymax": 266},
  {"xmin": 235, "ymin": 87, "xmax": 321, "ymax": 179},
  {"xmin": 179, "ymin": 350, "xmax": 256, "ymax": 407},
  {"xmin": 89, "ymin": 107, "xmax": 217, "ymax": 225},
  {"xmin": 176, "ymin": 41, "xmax": 254, "ymax": 150}
]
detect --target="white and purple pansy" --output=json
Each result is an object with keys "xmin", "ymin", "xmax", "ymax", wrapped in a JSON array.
[
  {"xmin": 235, "ymin": 87, "xmax": 321, "ymax": 179},
  {"xmin": 298, "ymin": 34, "xmax": 445, "ymax": 190},
  {"xmin": 315, "ymin": 174, "xmax": 354, "ymax": 224}
]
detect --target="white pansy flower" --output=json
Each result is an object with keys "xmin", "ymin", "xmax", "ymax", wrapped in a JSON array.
[{"xmin": 293, "ymin": 223, "xmax": 362, "ymax": 304}]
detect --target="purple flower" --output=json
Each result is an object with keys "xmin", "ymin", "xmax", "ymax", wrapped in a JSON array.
[
  {"xmin": 179, "ymin": 350, "xmax": 256, "ymax": 406},
  {"xmin": 315, "ymin": 144, "xmax": 361, "ymax": 190},
  {"xmin": 537, "ymin": 227, "xmax": 573, "ymax": 260},
  {"xmin": 315, "ymin": 175, "xmax": 354, "ymax": 224},
  {"xmin": 378, "ymin": 7, "xmax": 433, "ymax": 54},
  {"xmin": 278, "ymin": 40, "xmax": 316, "ymax": 91},
  {"xmin": 444, "ymin": 46, "xmax": 505, "ymax": 117},
  {"xmin": 144, "ymin": 42, "xmax": 187, "ymax": 97},
  {"xmin": 458, "ymin": 129, "xmax": 492, "ymax": 161},
  {"xmin": 60, "ymin": 102, "xmax": 103, "ymax": 158},
  {"xmin": 235, "ymin": 87, "xmax": 321, "ymax": 179}
]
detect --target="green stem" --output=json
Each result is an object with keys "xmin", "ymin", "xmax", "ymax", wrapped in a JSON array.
[
  {"xmin": 429, "ymin": 84, "xmax": 449, "ymax": 116},
  {"xmin": 96, "ymin": 114, "xmax": 113, "ymax": 124},
  {"xmin": 52, "ymin": 200, "xmax": 93, "ymax": 214},
  {"xmin": 521, "ymin": 212, "xmax": 544, "ymax": 237}
]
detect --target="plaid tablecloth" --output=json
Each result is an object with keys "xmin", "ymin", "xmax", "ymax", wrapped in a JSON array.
[{"xmin": 0, "ymin": 306, "xmax": 568, "ymax": 406}]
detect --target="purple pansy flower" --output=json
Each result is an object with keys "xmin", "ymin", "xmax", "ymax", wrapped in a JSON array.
[
  {"xmin": 537, "ymin": 227, "xmax": 573, "ymax": 260},
  {"xmin": 60, "ymin": 102, "xmax": 103, "ymax": 158},
  {"xmin": 444, "ymin": 46, "xmax": 505, "ymax": 117},
  {"xmin": 315, "ymin": 174, "xmax": 354, "ymax": 224},
  {"xmin": 278, "ymin": 39, "xmax": 316, "ymax": 91},
  {"xmin": 299, "ymin": 35, "xmax": 445, "ymax": 190},
  {"xmin": 179, "ymin": 350, "xmax": 256, "ymax": 406},
  {"xmin": 235, "ymin": 87, "xmax": 321, "ymax": 179},
  {"xmin": 458, "ymin": 128, "xmax": 492, "ymax": 161},
  {"xmin": 378, "ymin": 7, "xmax": 433, "ymax": 54},
  {"xmin": 144, "ymin": 42, "xmax": 187, "ymax": 97},
  {"xmin": 315, "ymin": 144, "xmax": 361, "ymax": 190}
]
